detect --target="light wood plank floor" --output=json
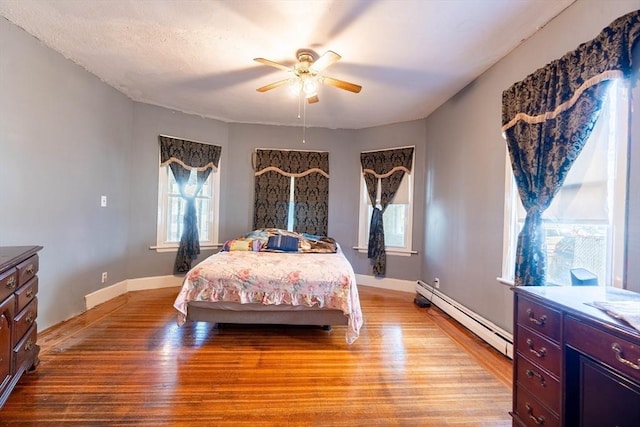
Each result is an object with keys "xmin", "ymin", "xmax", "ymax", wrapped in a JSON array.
[{"xmin": 1, "ymin": 285, "xmax": 512, "ymax": 426}]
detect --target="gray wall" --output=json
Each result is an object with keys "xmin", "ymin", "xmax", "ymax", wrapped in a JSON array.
[
  {"xmin": 126, "ymin": 103, "xmax": 229, "ymax": 279},
  {"xmin": 125, "ymin": 114, "xmax": 366, "ymax": 279},
  {"xmin": 421, "ymin": 0, "xmax": 640, "ymax": 333},
  {"xmin": 2, "ymin": 0, "xmax": 639, "ymax": 335},
  {"xmin": 126, "ymin": 114, "xmax": 426, "ymax": 280},
  {"xmin": 351, "ymin": 120, "xmax": 427, "ymax": 280},
  {"xmin": 1, "ymin": 17, "xmax": 133, "ymax": 329}
]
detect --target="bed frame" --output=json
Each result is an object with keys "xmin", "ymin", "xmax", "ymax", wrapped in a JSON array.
[{"xmin": 186, "ymin": 301, "xmax": 349, "ymax": 329}]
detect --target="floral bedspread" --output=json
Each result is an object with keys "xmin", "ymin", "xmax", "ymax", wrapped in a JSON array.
[{"xmin": 173, "ymin": 246, "xmax": 363, "ymax": 343}]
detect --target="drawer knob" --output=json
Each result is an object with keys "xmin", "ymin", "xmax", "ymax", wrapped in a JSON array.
[
  {"xmin": 526, "ymin": 338, "xmax": 547, "ymax": 359},
  {"xmin": 24, "ymin": 338, "xmax": 34, "ymax": 352},
  {"xmin": 611, "ymin": 343, "xmax": 640, "ymax": 370},
  {"xmin": 6, "ymin": 276, "xmax": 16, "ymax": 290},
  {"xmin": 526, "ymin": 308, "xmax": 547, "ymax": 326},
  {"xmin": 25, "ymin": 311, "xmax": 35, "ymax": 324},
  {"xmin": 26, "ymin": 264, "xmax": 35, "ymax": 275},
  {"xmin": 26, "ymin": 288, "xmax": 35, "ymax": 299},
  {"xmin": 526, "ymin": 368, "xmax": 547, "ymax": 387},
  {"xmin": 525, "ymin": 403, "xmax": 546, "ymax": 425}
]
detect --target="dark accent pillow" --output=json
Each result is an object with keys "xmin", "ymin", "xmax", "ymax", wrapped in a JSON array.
[{"xmin": 267, "ymin": 235, "xmax": 299, "ymax": 252}]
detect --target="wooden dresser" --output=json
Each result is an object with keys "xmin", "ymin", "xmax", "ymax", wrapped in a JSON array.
[
  {"xmin": 512, "ymin": 286, "xmax": 640, "ymax": 426},
  {"xmin": 0, "ymin": 246, "xmax": 42, "ymax": 408}
]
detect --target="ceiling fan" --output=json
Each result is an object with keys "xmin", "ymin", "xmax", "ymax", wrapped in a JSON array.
[{"xmin": 254, "ymin": 49, "xmax": 362, "ymax": 104}]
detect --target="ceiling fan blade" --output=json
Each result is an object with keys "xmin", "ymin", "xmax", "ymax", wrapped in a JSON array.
[
  {"xmin": 254, "ymin": 58, "xmax": 291, "ymax": 72},
  {"xmin": 307, "ymin": 95, "xmax": 319, "ymax": 104},
  {"xmin": 310, "ymin": 50, "xmax": 341, "ymax": 73},
  {"xmin": 256, "ymin": 79, "xmax": 290, "ymax": 92},
  {"xmin": 321, "ymin": 76, "xmax": 362, "ymax": 93}
]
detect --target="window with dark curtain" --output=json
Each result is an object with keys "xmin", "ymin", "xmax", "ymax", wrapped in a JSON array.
[
  {"xmin": 253, "ymin": 149, "xmax": 329, "ymax": 236},
  {"xmin": 360, "ymin": 146, "xmax": 414, "ymax": 276},
  {"xmin": 501, "ymin": 10, "xmax": 639, "ymax": 287},
  {"xmin": 159, "ymin": 135, "xmax": 222, "ymax": 273}
]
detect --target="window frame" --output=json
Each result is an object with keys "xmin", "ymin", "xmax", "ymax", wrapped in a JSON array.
[
  {"xmin": 357, "ymin": 149, "xmax": 415, "ymax": 256},
  {"xmin": 155, "ymin": 162, "xmax": 220, "ymax": 252},
  {"xmin": 500, "ymin": 80, "xmax": 629, "ymax": 288}
]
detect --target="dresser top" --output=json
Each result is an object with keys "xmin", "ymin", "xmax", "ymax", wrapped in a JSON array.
[
  {"xmin": 0, "ymin": 246, "xmax": 43, "ymax": 272},
  {"xmin": 514, "ymin": 285, "xmax": 640, "ymax": 340}
]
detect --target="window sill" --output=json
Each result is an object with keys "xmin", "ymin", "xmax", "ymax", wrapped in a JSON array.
[
  {"xmin": 496, "ymin": 277, "xmax": 515, "ymax": 287},
  {"xmin": 353, "ymin": 247, "xmax": 417, "ymax": 257},
  {"xmin": 496, "ymin": 277, "xmax": 563, "ymax": 287},
  {"xmin": 150, "ymin": 244, "xmax": 223, "ymax": 253},
  {"xmin": 496, "ymin": 277, "xmax": 619, "ymax": 289}
]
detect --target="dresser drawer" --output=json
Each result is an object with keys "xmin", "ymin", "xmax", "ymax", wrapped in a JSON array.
[
  {"xmin": 516, "ymin": 354, "xmax": 560, "ymax": 414},
  {"xmin": 514, "ymin": 384, "xmax": 560, "ymax": 427},
  {"xmin": 566, "ymin": 316, "xmax": 640, "ymax": 383},
  {"xmin": 17, "ymin": 255, "xmax": 38, "ymax": 287},
  {"xmin": 517, "ymin": 296, "xmax": 561, "ymax": 342},
  {"xmin": 0, "ymin": 294, "xmax": 15, "ymax": 324},
  {"xmin": 13, "ymin": 323, "xmax": 37, "ymax": 371},
  {"xmin": 15, "ymin": 276, "xmax": 38, "ymax": 313},
  {"xmin": 517, "ymin": 325, "xmax": 562, "ymax": 377},
  {"xmin": 0, "ymin": 300, "xmax": 11, "ymax": 385},
  {"xmin": 13, "ymin": 298, "xmax": 37, "ymax": 345},
  {"xmin": 0, "ymin": 268, "xmax": 18, "ymax": 302}
]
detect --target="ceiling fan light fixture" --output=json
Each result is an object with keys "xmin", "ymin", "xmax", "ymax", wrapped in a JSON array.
[
  {"xmin": 302, "ymin": 77, "xmax": 318, "ymax": 97},
  {"xmin": 288, "ymin": 77, "xmax": 302, "ymax": 96}
]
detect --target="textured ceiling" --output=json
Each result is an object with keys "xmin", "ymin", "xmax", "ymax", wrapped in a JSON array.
[{"xmin": 0, "ymin": 0, "xmax": 575, "ymax": 129}]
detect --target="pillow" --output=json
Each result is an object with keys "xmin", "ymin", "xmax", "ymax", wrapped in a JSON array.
[
  {"xmin": 223, "ymin": 239, "xmax": 263, "ymax": 252},
  {"xmin": 302, "ymin": 232, "xmax": 323, "ymax": 241},
  {"xmin": 244, "ymin": 229, "xmax": 270, "ymax": 240},
  {"xmin": 266, "ymin": 235, "xmax": 299, "ymax": 252}
]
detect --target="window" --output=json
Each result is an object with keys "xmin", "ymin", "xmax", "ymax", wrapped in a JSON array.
[
  {"xmin": 253, "ymin": 149, "xmax": 329, "ymax": 236},
  {"xmin": 156, "ymin": 165, "xmax": 220, "ymax": 250},
  {"xmin": 286, "ymin": 176, "xmax": 295, "ymax": 232},
  {"xmin": 357, "ymin": 155, "xmax": 414, "ymax": 254},
  {"xmin": 501, "ymin": 80, "xmax": 629, "ymax": 287}
]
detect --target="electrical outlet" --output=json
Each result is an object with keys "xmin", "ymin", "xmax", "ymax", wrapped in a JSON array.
[
  {"xmin": 100, "ymin": 195, "xmax": 107, "ymax": 207},
  {"xmin": 101, "ymin": 272, "xmax": 108, "ymax": 283},
  {"xmin": 434, "ymin": 277, "xmax": 440, "ymax": 289}
]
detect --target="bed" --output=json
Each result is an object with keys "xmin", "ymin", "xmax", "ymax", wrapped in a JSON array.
[{"xmin": 173, "ymin": 229, "xmax": 363, "ymax": 343}]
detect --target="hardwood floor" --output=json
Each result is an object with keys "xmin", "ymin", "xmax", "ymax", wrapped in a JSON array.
[{"xmin": 0, "ymin": 285, "xmax": 512, "ymax": 426}]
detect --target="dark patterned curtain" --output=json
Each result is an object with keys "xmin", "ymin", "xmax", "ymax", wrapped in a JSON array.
[
  {"xmin": 253, "ymin": 169, "xmax": 290, "ymax": 230},
  {"xmin": 159, "ymin": 135, "xmax": 222, "ymax": 274},
  {"xmin": 360, "ymin": 147, "xmax": 414, "ymax": 276},
  {"xmin": 253, "ymin": 149, "xmax": 329, "ymax": 235},
  {"xmin": 502, "ymin": 11, "xmax": 640, "ymax": 286}
]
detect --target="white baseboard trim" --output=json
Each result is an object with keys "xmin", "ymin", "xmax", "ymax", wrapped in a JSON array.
[
  {"xmin": 127, "ymin": 275, "xmax": 184, "ymax": 292},
  {"xmin": 85, "ymin": 275, "xmax": 183, "ymax": 310},
  {"xmin": 416, "ymin": 280, "xmax": 514, "ymax": 359},
  {"xmin": 355, "ymin": 274, "xmax": 415, "ymax": 293},
  {"xmin": 85, "ymin": 281, "xmax": 128, "ymax": 310}
]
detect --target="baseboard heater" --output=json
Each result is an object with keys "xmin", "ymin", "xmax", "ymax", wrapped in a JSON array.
[{"xmin": 416, "ymin": 280, "xmax": 513, "ymax": 359}]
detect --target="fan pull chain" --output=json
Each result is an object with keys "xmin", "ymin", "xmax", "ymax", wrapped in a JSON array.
[{"xmin": 302, "ymin": 98, "xmax": 307, "ymax": 144}]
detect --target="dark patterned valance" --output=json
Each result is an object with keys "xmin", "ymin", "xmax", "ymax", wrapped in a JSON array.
[
  {"xmin": 360, "ymin": 147, "xmax": 414, "ymax": 178},
  {"xmin": 502, "ymin": 10, "xmax": 640, "ymax": 131},
  {"xmin": 159, "ymin": 135, "xmax": 222, "ymax": 171},
  {"xmin": 254, "ymin": 149, "xmax": 329, "ymax": 177}
]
